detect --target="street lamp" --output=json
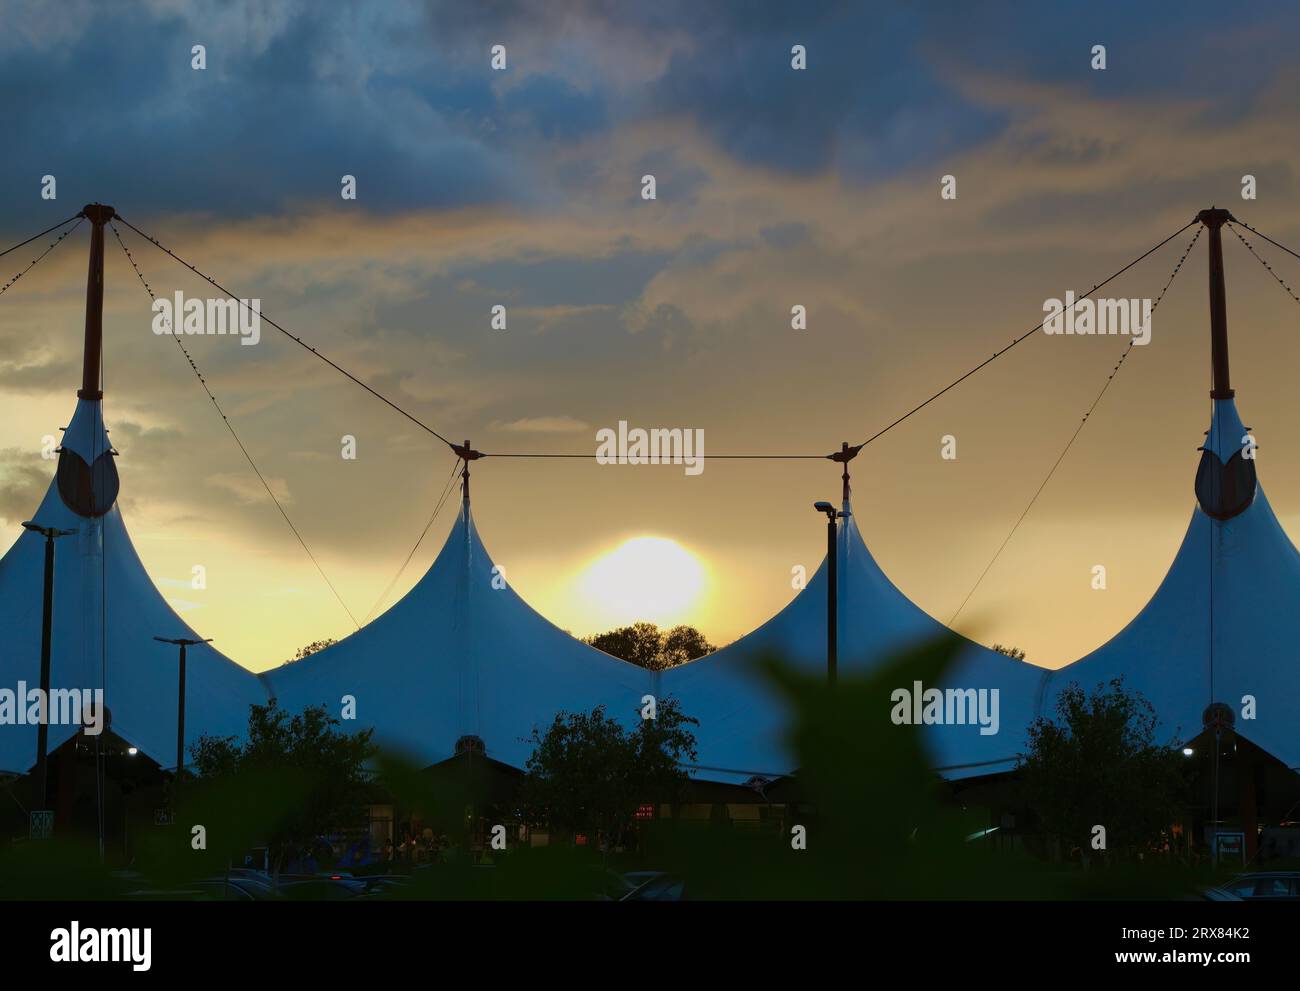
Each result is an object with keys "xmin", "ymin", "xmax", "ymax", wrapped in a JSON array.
[
  {"xmin": 153, "ymin": 636, "xmax": 212, "ymax": 803},
  {"xmin": 812, "ymin": 501, "xmax": 846, "ymax": 685},
  {"xmin": 1202, "ymin": 702, "xmax": 1235, "ymax": 866},
  {"xmin": 813, "ymin": 441, "xmax": 863, "ymax": 687},
  {"xmin": 21, "ymin": 520, "xmax": 77, "ymax": 808}
]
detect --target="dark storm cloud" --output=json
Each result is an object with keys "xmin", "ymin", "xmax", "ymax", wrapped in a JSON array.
[
  {"xmin": 499, "ymin": 73, "xmax": 608, "ymax": 141},
  {"xmin": 447, "ymin": 248, "xmax": 671, "ymax": 310},
  {"xmin": 0, "ymin": 1, "xmax": 587, "ymax": 235},
  {"xmin": 419, "ymin": 0, "xmax": 1300, "ymax": 183},
  {"xmin": 924, "ymin": 0, "xmax": 1300, "ymax": 100},
  {"xmin": 419, "ymin": 0, "xmax": 1006, "ymax": 178},
  {"xmin": 759, "ymin": 222, "xmax": 809, "ymax": 250},
  {"xmin": 0, "ymin": 0, "xmax": 1046, "ymax": 246},
  {"xmin": 4, "ymin": 0, "xmax": 1297, "ymax": 251}
]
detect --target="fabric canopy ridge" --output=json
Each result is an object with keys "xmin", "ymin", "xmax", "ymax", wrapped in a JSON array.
[{"xmin": 0, "ymin": 398, "xmax": 268, "ymax": 773}]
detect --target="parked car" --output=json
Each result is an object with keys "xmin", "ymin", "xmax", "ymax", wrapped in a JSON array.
[
  {"xmin": 621, "ymin": 870, "xmax": 665, "ymax": 891},
  {"xmin": 1219, "ymin": 872, "xmax": 1300, "ymax": 900},
  {"xmin": 620, "ymin": 873, "xmax": 686, "ymax": 901},
  {"xmin": 194, "ymin": 879, "xmax": 258, "ymax": 901},
  {"xmin": 124, "ymin": 873, "xmax": 282, "ymax": 901},
  {"xmin": 278, "ymin": 876, "xmax": 366, "ymax": 900},
  {"xmin": 583, "ymin": 867, "xmax": 643, "ymax": 900},
  {"xmin": 358, "ymin": 875, "xmax": 412, "ymax": 897},
  {"xmin": 1195, "ymin": 886, "xmax": 1244, "ymax": 901},
  {"xmin": 203, "ymin": 874, "xmax": 281, "ymax": 900},
  {"xmin": 123, "ymin": 887, "xmax": 208, "ymax": 901}
]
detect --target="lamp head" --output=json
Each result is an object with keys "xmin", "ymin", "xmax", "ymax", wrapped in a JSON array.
[{"xmin": 21, "ymin": 521, "xmax": 76, "ymax": 538}]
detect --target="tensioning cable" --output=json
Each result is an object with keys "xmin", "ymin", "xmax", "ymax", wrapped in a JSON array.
[
  {"xmin": 0, "ymin": 212, "xmax": 84, "ymax": 262},
  {"xmin": 856, "ymin": 219, "xmax": 1200, "ymax": 450},
  {"xmin": 947, "ymin": 223, "xmax": 1204, "ymax": 627},
  {"xmin": 0, "ymin": 215, "xmax": 84, "ymax": 300},
  {"xmin": 112, "ymin": 221, "xmax": 361, "ymax": 630},
  {"xmin": 1229, "ymin": 220, "xmax": 1300, "ymax": 306},
  {"xmin": 114, "ymin": 214, "xmax": 458, "ymax": 450},
  {"xmin": 361, "ymin": 456, "xmax": 464, "ymax": 625}
]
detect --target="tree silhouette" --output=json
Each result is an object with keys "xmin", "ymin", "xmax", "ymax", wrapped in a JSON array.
[
  {"xmin": 283, "ymin": 639, "xmax": 338, "ymax": 664},
  {"xmin": 520, "ymin": 700, "xmax": 697, "ymax": 849},
  {"xmin": 582, "ymin": 622, "xmax": 715, "ymax": 670},
  {"xmin": 1017, "ymin": 677, "xmax": 1187, "ymax": 865}
]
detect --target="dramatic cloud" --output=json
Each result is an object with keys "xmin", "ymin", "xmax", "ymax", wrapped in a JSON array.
[{"xmin": 0, "ymin": 447, "xmax": 51, "ymax": 526}]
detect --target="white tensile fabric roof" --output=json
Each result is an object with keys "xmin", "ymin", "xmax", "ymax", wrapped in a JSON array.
[
  {"xmin": 260, "ymin": 499, "xmax": 655, "ymax": 769},
  {"xmin": 8, "ymin": 400, "xmax": 1049, "ymax": 785},
  {"xmin": 661, "ymin": 504, "xmax": 1050, "ymax": 784},
  {"xmin": 265, "ymin": 491, "xmax": 1048, "ymax": 783},
  {"xmin": 0, "ymin": 398, "xmax": 269, "ymax": 774},
  {"xmin": 7, "ymin": 396, "xmax": 1294, "ymax": 785},
  {"xmin": 1040, "ymin": 397, "xmax": 1300, "ymax": 772},
  {"xmin": 8, "ymin": 209, "xmax": 1292, "ymax": 790}
]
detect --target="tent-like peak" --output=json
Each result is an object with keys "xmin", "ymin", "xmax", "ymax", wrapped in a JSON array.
[
  {"xmin": 1044, "ymin": 209, "xmax": 1300, "ymax": 772},
  {"xmin": 1195, "ymin": 398, "xmax": 1257, "ymax": 521},
  {"xmin": 54, "ymin": 398, "xmax": 120, "ymax": 519},
  {"xmin": 662, "ymin": 502, "xmax": 1049, "ymax": 783},
  {"xmin": 58, "ymin": 397, "xmax": 113, "ymax": 465},
  {"xmin": 2, "ymin": 203, "xmax": 266, "ymax": 774},
  {"xmin": 1042, "ymin": 399, "xmax": 1300, "ymax": 770},
  {"xmin": 260, "ymin": 499, "xmax": 654, "ymax": 768},
  {"xmin": 1202, "ymin": 397, "xmax": 1249, "ymax": 462},
  {"xmin": 0, "ymin": 400, "xmax": 268, "ymax": 773}
]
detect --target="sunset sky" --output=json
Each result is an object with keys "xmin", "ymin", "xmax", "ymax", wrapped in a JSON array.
[{"xmin": 5, "ymin": 1, "xmax": 1300, "ymax": 673}]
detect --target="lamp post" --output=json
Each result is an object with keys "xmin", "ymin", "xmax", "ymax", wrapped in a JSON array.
[
  {"xmin": 814, "ymin": 441, "xmax": 862, "ymax": 687},
  {"xmin": 812, "ymin": 501, "xmax": 846, "ymax": 685},
  {"xmin": 21, "ymin": 521, "xmax": 76, "ymax": 808},
  {"xmin": 1203, "ymin": 702, "xmax": 1234, "ymax": 866},
  {"xmin": 153, "ymin": 636, "xmax": 212, "ymax": 805}
]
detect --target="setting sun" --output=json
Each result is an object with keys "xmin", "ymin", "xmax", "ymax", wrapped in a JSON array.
[{"xmin": 574, "ymin": 536, "xmax": 710, "ymax": 629}]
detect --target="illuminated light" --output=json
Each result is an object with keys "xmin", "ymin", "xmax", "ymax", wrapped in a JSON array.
[
  {"xmin": 127, "ymin": 747, "xmax": 138, "ymax": 755},
  {"xmin": 1182, "ymin": 747, "xmax": 1195, "ymax": 757},
  {"xmin": 575, "ymin": 536, "xmax": 708, "ymax": 626}
]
